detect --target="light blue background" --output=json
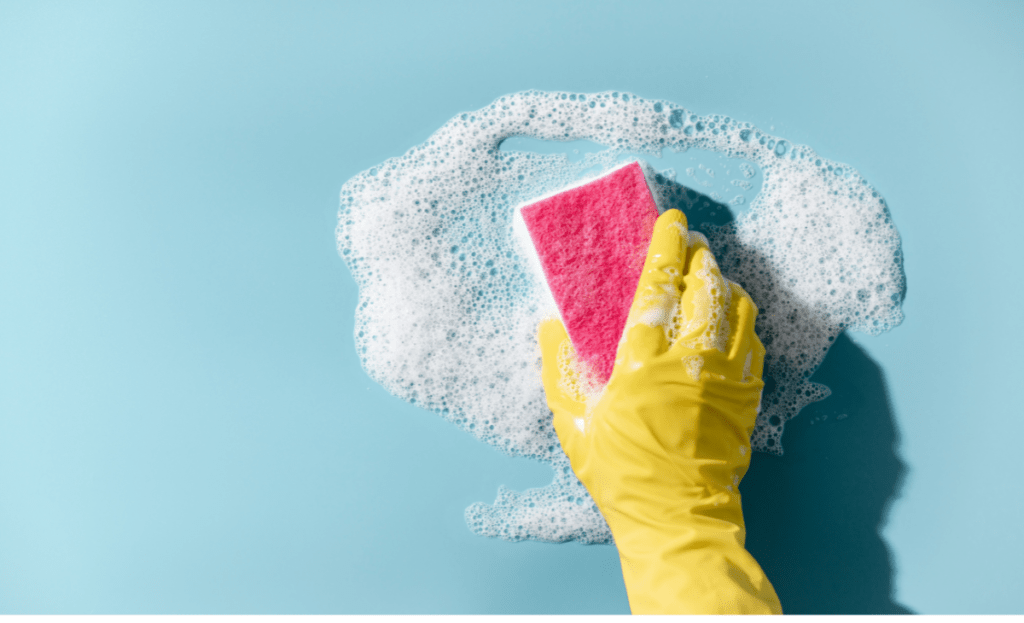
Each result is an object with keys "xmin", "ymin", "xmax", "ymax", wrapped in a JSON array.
[{"xmin": 1, "ymin": 0, "xmax": 1021, "ymax": 614}]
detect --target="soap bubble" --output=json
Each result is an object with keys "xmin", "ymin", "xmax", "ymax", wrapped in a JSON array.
[{"xmin": 669, "ymin": 109, "xmax": 685, "ymax": 129}]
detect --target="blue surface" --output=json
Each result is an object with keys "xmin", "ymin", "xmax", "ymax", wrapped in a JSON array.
[{"xmin": 1, "ymin": 0, "xmax": 1022, "ymax": 614}]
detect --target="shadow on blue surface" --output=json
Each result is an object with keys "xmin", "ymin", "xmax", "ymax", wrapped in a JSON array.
[{"xmin": 741, "ymin": 332, "xmax": 913, "ymax": 614}]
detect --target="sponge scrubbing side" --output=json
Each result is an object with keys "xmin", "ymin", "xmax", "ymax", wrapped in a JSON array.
[{"xmin": 519, "ymin": 161, "xmax": 661, "ymax": 384}]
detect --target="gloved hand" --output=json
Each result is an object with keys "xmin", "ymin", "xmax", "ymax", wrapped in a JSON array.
[{"xmin": 539, "ymin": 209, "xmax": 782, "ymax": 614}]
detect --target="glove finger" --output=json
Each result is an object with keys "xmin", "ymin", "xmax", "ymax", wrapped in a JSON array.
[
  {"xmin": 672, "ymin": 231, "xmax": 730, "ymax": 353},
  {"xmin": 620, "ymin": 209, "xmax": 688, "ymax": 367},
  {"xmin": 724, "ymin": 280, "xmax": 765, "ymax": 382}
]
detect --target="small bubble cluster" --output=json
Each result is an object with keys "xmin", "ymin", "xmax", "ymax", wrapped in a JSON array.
[{"xmin": 337, "ymin": 90, "xmax": 905, "ymax": 543}]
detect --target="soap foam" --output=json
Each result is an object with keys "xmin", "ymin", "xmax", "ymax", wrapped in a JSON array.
[{"xmin": 337, "ymin": 91, "xmax": 905, "ymax": 543}]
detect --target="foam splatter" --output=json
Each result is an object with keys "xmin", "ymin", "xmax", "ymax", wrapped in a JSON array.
[{"xmin": 337, "ymin": 90, "xmax": 904, "ymax": 543}]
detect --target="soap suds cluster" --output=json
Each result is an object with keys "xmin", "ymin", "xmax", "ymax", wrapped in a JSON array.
[{"xmin": 337, "ymin": 90, "xmax": 904, "ymax": 543}]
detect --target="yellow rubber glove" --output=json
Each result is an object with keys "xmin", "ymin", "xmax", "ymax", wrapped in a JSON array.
[{"xmin": 539, "ymin": 209, "xmax": 782, "ymax": 615}]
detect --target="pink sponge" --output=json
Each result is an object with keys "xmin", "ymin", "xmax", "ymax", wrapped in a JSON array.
[{"xmin": 520, "ymin": 161, "xmax": 660, "ymax": 384}]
